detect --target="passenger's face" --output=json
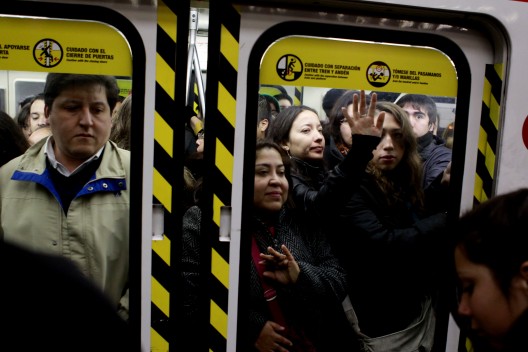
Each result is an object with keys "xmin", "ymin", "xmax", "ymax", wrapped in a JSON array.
[
  {"xmin": 269, "ymin": 103, "xmax": 278, "ymax": 118},
  {"xmin": 254, "ymin": 147, "xmax": 288, "ymax": 213},
  {"xmin": 455, "ymin": 245, "xmax": 528, "ymax": 349},
  {"xmin": 29, "ymin": 99, "xmax": 47, "ymax": 134},
  {"xmin": 371, "ymin": 113, "xmax": 404, "ymax": 171},
  {"xmin": 284, "ymin": 110, "xmax": 324, "ymax": 161},
  {"xmin": 278, "ymin": 98, "xmax": 292, "ymax": 111},
  {"xmin": 47, "ymin": 84, "xmax": 112, "ymax": 170},
  {"xmin": 400, "ymin": 102, "xmax": 432, "ymax": 138},
  {"xmin": 196, "ymin": 136, "xmax": 204, "ymax": 153},
  {"xmin": 339, "ymin": 104, "xmax": 353, "ymax": 147}
]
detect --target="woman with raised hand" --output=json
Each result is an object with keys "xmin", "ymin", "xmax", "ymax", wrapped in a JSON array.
[
  {"xmin": 337, "ymin": 101, "xmax": 448, "ymax": 351},
  {"xmin": 265, "ymin": 90, "xmax": 383, "ymax": 220}
]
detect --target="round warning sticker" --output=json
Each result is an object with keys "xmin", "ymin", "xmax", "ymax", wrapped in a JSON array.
[
  {"xmin": 276, "ymin": 54, "xmax": 303, "ymax": 81},
  {"xmin": 366, "ymin": 61, "xmax": 391, "ymax": 88},
  {"xmin": 33, "ymin": 39, "xmax": 63, "ymax": 68}
]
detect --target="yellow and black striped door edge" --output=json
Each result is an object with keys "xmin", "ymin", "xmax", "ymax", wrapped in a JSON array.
[
  {"xmin": 473, "ymin": 63, "xmax": 502, "ymax": 206},
  {"xmin": 461, "ymin": 63, "xmax": 503, "ymax": 352},
  {"xmin": 151, "ymin": 0, "xmax": 181, "ymax": 351},
  {"xmin": 294, "ymin": 86, "xmax": 303, "ymax": 106},
  {"xmin": 205, "ymin": 3, "xmax": 241, "ymax": 351}
]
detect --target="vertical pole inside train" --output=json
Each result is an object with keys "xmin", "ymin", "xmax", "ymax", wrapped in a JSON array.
[{"xmin": 186, "ymin": 7, "xmax": 206, "ymax": 118}]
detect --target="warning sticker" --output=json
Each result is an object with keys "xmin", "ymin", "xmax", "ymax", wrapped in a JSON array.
[
  {"xmin": 0, "ymin": 17, "xmax": 131, "ymax": 76},
  {"xmin": 260, "ymin": 36, "xmax": 457, "ymax": 96}
]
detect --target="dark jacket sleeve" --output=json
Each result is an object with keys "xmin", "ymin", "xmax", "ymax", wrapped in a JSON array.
[
  {"xmin": 340, "ymin": 182, "xmax": 447, "ymax": 256},
  {"xmin": 422, "ymin": 142, "xmax": 451, "ymax": 190},
  {"xmin": 292, "ymin": 134, "xmax": 380, "ymax": 218},
  {"xmin": 288, "ymin": 229, "xmax": 348, "ymax": 305}
]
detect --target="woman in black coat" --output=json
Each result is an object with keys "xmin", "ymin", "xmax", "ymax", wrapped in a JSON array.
[
  {"xmin": 182, "ymin": 141, "xmax": 354, "ymax": 352},
  {"xmin": 265, "ymin": 90, "xmax": 383, "ymax": 220},
  {"xmin": 337, "ymin": 102, "xmax": 447, "ymax": 352}
]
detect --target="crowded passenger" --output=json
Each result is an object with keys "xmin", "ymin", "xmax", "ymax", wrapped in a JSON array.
[
  {"xmin": 262, "ymin": 94, "xmax": 280, "ymax": 118},
  {"xmin": 265, "ymin": 90, "xmax": 383, "ymax": 219},
  {"xmin": 110, "ymin": 93, "xmax": 132, "ymax": 150},
  {"xmin": 14, "ymin": 100, "xmax": 32, "ymax": 139},
  {"xmin": 257, "ymin": 94, "xmax": 272, "ymax": 141},
  {"xmin": 15, "ymin": 93, "xmax": 52, "ymax": 146},
  {"xmin": 321, "ymin": 88, "xmax": 346, "ymax": 122},
  {"xmin": 0, "ymin": 73, "xmax": 130, "ymax": 320},
  {"xmin": 274, "ymin": 92, "xmax": 293, "ymax": 111},
  {"xmin": 453, "ymin": 188, "xmax": 528, "ymax": 352},
  {"xmin": 0, "ymin": 110, "xmax": 29, "ymax": 167},
  {"xmin": 182, "ymin": 141, "xmax": 354, "ymax": 352},
  {"xmin": 323, "ymin": 90, "xmax": 369, "ymax": 169},
  {"xmin": 0, "ymin": 240, "xmax": 134, "ymax": 351},
  {"xmin": 336, "ymin": 101, "xmax": 448, "ymax": 351},
  {"xmin": 396, "ymin": 93, "xmax": 452, "ymax": 191}
]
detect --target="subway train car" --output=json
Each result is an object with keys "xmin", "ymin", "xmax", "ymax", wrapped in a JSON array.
[{"xmin": 2, "ymin": 0, "xmax": 528, "ymax": 351}]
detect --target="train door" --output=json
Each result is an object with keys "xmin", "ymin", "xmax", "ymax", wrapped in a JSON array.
[
  {"xmin": 0, "ymin": 2, "xmax": 150, "ymax": 350},
  {"xmin": 189, "ymin": 1, "xmax": 508, "ymax": 351}
]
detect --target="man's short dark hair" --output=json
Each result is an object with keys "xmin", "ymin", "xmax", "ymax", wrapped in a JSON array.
[
  {"xmin": 258, "ymin": 94, "xmax": 271, "ymax": 122},
  {"xmin": 273, "ymin": 93, "xmax": 293, "ymax": 106},
  {"xmin": 396, "ymin": 93, "xmax": 438, "ymax": 126},
  {"xmin": 322, "ymin": 88, "xmax": 346, "ymax": 117},
  {"xmin": 44, "ymin": 73, "xmax": 120, "ymax": 113}
]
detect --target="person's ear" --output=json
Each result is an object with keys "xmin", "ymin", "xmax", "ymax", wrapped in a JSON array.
[
  {"xmin": 519, "ymin": 261, "xmax": 528, "ymax": 282},
  {"xmin": 44, "ymin": 105, "xmax": 50, "ymax": 118},
  {"xmin": 512, "ymin": 261, "xmax": 528, "ymax": 293},
  {"xmin": 259, "ymin": 119, "xmax": 269, "ymax": 132}
]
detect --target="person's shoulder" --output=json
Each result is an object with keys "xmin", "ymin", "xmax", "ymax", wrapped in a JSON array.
[
  {"xmin": 430, "ymin": 142, "xmax": 452, "ymax": 158},
  {"xmin": 353, "ymin": 173, "xmax": 381, "ymax": 200},
  {"xmin": 28, "ymin": 126, "xmax": 52, "ymax": 146},
  {"xmin": 108, "ymin": 140, "xmax": 131, "ymax": 154},
  {"xmin": 0, "ymin": 150, "xmax": 31, "ymax": 178},
  {"xmin": 432, "ymin": 135, "xmax": 452, "ymax": 149},
  {"xmin": 0, "ymin": 241, "xmax": 135, "ymax": 351},
  {"xmin": 359, "ymin": 173, "xmax": 377, "ymax": 189},
  {"xmin": 106, "ymin": 140, "xmax": 131, "ymax": 165},
  {"xmin": 427, "ymin": 136, "xmax": 451, "ymax": 156},
  {"xmin": 0, "ymin": 154, "xmax": 21, "ymax": 172}
]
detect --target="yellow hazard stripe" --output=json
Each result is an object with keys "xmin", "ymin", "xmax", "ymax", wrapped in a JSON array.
[
  {"xmin": 220, "ymin": 25, "xmax": 239, "ymax": 70},
  {"xmin": 218, "ymin": 83, "xmax": 237, "ymax": 128},
  {"xmin": 151, "ymin": 0, "xmax": 177, "ymax": 350},
  {"xmin": 294, "ymin": 86, "xmax": 302, "ymax": 105},
  {"xmin": 215, "ymin": 139, "xmax": 234, "ymax": 184},
  {"xmin": 212, "ymin": 249, "xmax": 229, "ymax": 289},
  {"xmin": 208, "ymin": 3, "xmax": 241, "ymax": 350},
  {"xmin": 211, "ymin": 300, "xmax": 228, "ymax": 339},
  {"xmin": 466, "ymin": 63, "xmax": 503, "ymax": 351},
  {"xmin": 473, "ymin": 63, "xmax": 501, "ymax": 205}
]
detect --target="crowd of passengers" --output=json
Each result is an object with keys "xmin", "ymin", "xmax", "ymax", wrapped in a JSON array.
[{"xmin": 1, "ymin": 78, "xmax": 525, "ymax": 352}]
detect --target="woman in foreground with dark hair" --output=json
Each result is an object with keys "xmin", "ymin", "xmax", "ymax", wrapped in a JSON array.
[{"xmin": 454, "ymin": 188, "xmax": 528, "ymax": 351}]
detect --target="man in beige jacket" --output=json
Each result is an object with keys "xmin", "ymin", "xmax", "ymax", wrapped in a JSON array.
[{"xmin": 0, "ymin": 73, "xmax": 130, "ymax": 320}]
